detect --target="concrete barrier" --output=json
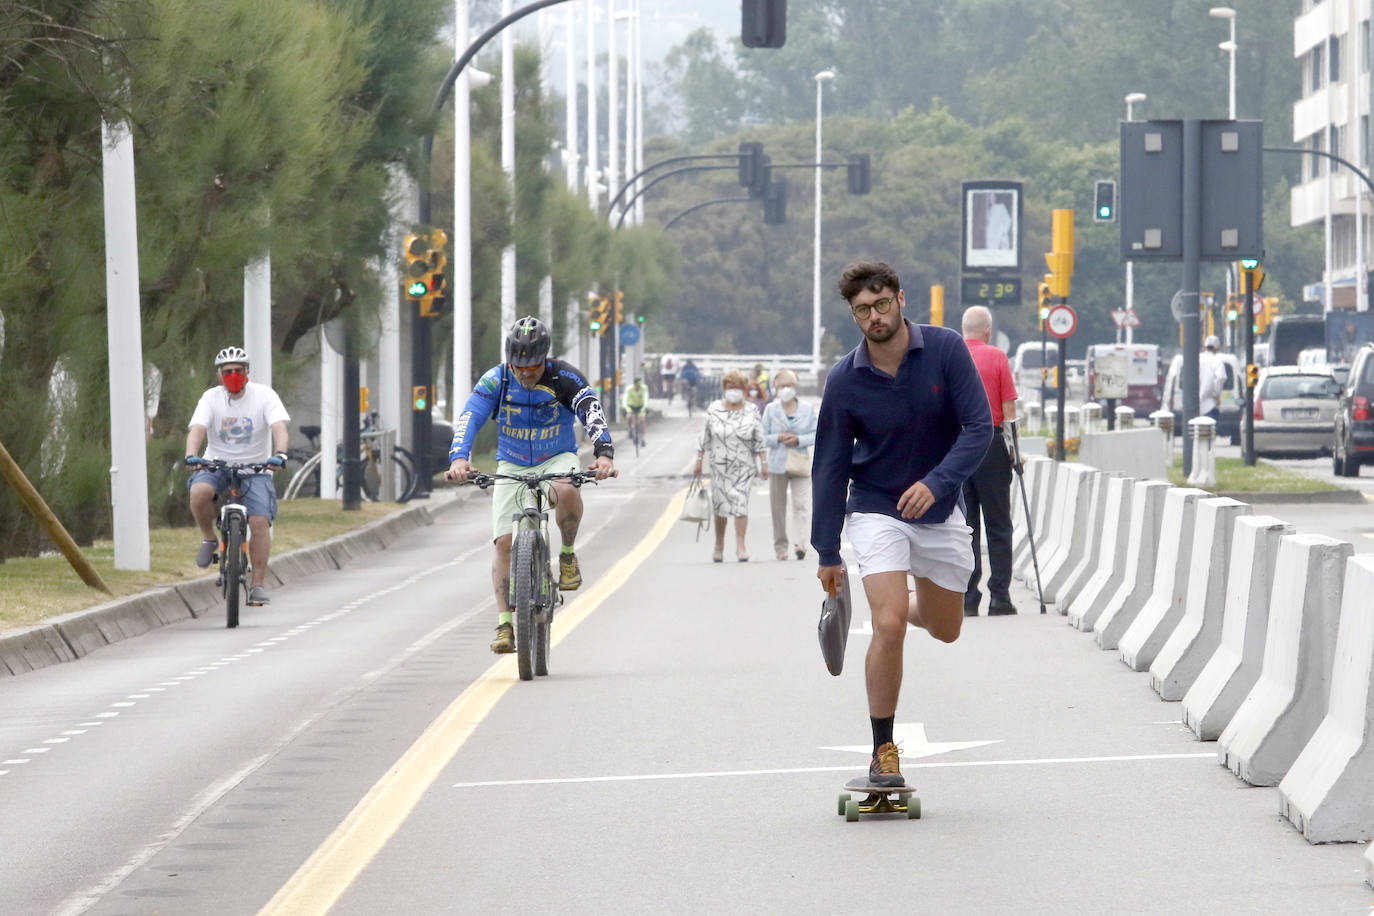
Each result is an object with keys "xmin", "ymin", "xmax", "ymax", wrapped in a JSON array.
[
  {"xmin": 1181, "ymin": 516, "xmax": 1295, "ymax": 741},
  {"xmin": 323, "ymin": 527, "xmax": 388, "ymax": 567},
  {"xmin": 1218, "ymin": 533, "xmax": 1353, "ymax": 786},
  {"xmin": 1367, "ymin": 842, "xmax": 1374, "ymax": 888},
  {"xmin": 1278, "ymin": 556, "xmax": 1374, "ymax": 842},
  {"xmin": 1037, "ymin": 464, "xmax": 1096, "ymax": 605},
  {"xmin": 1078, "ymin": 426, "xmax": 1169, "ymax": 480},
  {"xmin": 267, "ymin": 544, "xmax": 340, "ymax": 582},
  {"xmin": 1093, "ymin": 480, "xmax": 1170, "ymax": 650},
  {"xmin": 1053, "ymin": 469, "xmax": 1116, "ymax": 614},
  {"xmin": 1011, "ymin": 457, "xmax": 1050, "ymax": 569},
  {"xmin": 1119, "ymin": 487, "xmax": 1207, "ymax": 671},
  {"xmin": 1064, "ymin": 475, "xmax": 1135, "ymax": 632},
  {"xmin": 1016, "ymin": 458, "xmax": 1058, "ymax": 582},
  {"xmin": 173, "ymin": 579, "xmax": 223, "ymax": 618},
  {"xmin": 1150, "ymin": 498, "xmax": 1251, "ymax": 700},
  {"xmin": 51, "ymin": 588, "xmax": 193, "ymax": 659}
]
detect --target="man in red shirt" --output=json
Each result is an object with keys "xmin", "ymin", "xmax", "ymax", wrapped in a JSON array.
[{"xmin": 960, "ymin": 306, "xmax": 1019, "ymax": 616}]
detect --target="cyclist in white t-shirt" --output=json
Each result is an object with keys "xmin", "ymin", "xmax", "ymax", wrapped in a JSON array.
[{"xmin": 184, "ymin": 346, "xmax": 291, "ymax": 606}]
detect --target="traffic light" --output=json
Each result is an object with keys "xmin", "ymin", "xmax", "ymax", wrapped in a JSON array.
[
  {"xmin": 738, "ymin": 142, "xmax": 766, "ymax": 194},
  {"xmin": 763, "ymin": 177, "xmax": 787, "ymax": 225},
  {"xmin": 1226, "ymin": 295, "xmax": 1239, "ymax": 322},
  {"xmin": 404, "ymin": 233, "xmax": 428, "ymax": 300},
  {"xmin": 1045, "ymin": 210, "xmax": 1074, "ymax": 298},
  {"xmin": 588, "ymin": 297, "xmax": 610, "ymax": 335},
  {"xmin": 1237, "ymin": 257, "xmax": 1264, "ymax": 292},
  {"xmin": 1093, "ymin": 180, "xmax": 1116, "ymax": 223},
  {"xmin": 420, "ymin": 229, "xmax": 448, "ymax": 317},
  {"xmin": 636, "ymin": 313, "xmax": 645, "ymax": 324},
  {"xmin": 412, "ymin": 385, "xmax": 428, "ymax": 411},
  {"xmin": 741, "ymin": 0, "xmax": 786, "ymax": 48},
  {"xmin": 1037, "ymin": 280, "xmax": 1051, "ymax": 328},
  {"xmin": 847, "ymin": 154, "xmax": 871, "ymax": 195},
  {"xmin": 1245, "ymin": 363, "xmax": 1258, "ymax": 388},
  {"xmin": 614, "ymin": 290, "xmax": 624, "ymax": 325}
]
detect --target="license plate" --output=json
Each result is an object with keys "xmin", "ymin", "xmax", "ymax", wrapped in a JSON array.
[{"xmin": 1282, "ymin": 407, "xmax": 1317, "ymax": 419}]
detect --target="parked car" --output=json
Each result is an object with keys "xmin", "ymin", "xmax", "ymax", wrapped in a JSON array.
[
  {"xmin": 1161, "ymin": 351, "xmax": 1243, "ymax": 442},
  {"xmin": 1332, "ymin": 343, "xmax": 1374, "ymax": 476},
  {"xmin": 1252, "ymin": 366, "xmax": 1343, "ymax": 457},
  {"xmin": 1012, "ymin": 341, "xmax": 1059, "ymax": 401}
]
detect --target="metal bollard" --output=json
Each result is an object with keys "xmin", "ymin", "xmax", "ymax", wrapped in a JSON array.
[
  {"xmin": 1045, "ymin": 403, "xmax": 1060, "ymax": 454},
  {"xmin": 1065, "ymin": 406, "xmax": 1081, "ymax": 454},
  {"xmin": 1024, "ymin": 401, "xmax": 1043, "ymax": 437},
  {"xmin": 1185, "ymin": 416, "xmax": 1218, "ymax": 489},
  {"xmin": 1114, "ymin": 405, "xmax": 1135, "ymax": 430},
  {"xmin": 1149, "ymin": 409, "xmax": 1175, "ymax": 471},
  {"xmin": 1081, "ymin": 401, "xmax": 1103, "ymax": 435}
]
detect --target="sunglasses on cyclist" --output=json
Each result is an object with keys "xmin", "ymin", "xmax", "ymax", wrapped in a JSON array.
[{"xmin": 850, "ymin": 296, "xmax": 897, "ymax": 320}]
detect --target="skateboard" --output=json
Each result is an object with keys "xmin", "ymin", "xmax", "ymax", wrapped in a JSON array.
[
  {"xmin": 817, "ymin": 563, "xmax": 852, "ymax": 676},
  {"xmin": 836, "ymin": 777, "xmax": 921, "ymax": 821}
]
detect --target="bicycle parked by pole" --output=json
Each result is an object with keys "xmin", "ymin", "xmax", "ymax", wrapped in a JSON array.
[
  {"xmin": 186, "ymin": 458, "xmax": 274, "ymax": 628},
  {"xmin": 283, "ymin": 419, "xmax": 418, "ymax": 502},
  {"xmin": 464, "ymin": 469, "xmax": 600, "ymax": 681}
]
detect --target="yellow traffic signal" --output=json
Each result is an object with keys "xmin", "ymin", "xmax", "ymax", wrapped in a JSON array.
[
  {"xmin": 1037, "ymin": 280, "xmax": 1051, "ymax": 328},
  {"xmin": 404, "ymin": 233, "xmax": 428, "ymax": 300},
  {"xmin": 930, "ymin": 284, "xmax": 944, "ymax": 327},
  {"xmin": 1245, "ymin": 363, "xmax": 1258, "ymax": 388},
  {"xmin": 614, "ymin": 290, "xmax": 624, "ymax": 325},
  {"xmin": 1254, "ymin": 296, "xmax": 1279, "ymax": 335},
  {"xmin": 589, "ymin": 297, "xmax": 610, "ymax": 334},
  {"xmin": 1045, "ymin": 209, "xmax": 1074, "ymax": 298},
  {"xmin": 1237, "ymin": 258, "xmax": 1264, "ymax": 292},
  {"xmin": 419, "ymin": 229, "xmax": 449, "ymax": 317},
  {"xmin": 412, "ymin": 385, "xmax": 428, "ymax": 411}
]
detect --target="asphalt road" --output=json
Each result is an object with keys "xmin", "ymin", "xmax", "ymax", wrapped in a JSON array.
[{"xmin": 2, "ymin": 402, "xmax": 1371, "ymax": 915}]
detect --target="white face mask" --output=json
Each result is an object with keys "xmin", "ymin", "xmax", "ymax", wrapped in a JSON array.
[
  {"xmin": 776, "ymin": 386, "xmax": 796, "ymax": 402},
  {"xmin": 723, "ymin": 388, "xmax": 745, "ymax": 405}
]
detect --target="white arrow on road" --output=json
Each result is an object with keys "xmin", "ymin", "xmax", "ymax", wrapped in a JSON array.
[{"xmin": 821, "ymin": 723, "xmax": 999, "ymax": 760}]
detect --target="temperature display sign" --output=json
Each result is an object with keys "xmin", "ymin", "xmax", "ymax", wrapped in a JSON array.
[{"xmin": 960, "ymin": 276, "xmax": 1022, "ymax": 306}]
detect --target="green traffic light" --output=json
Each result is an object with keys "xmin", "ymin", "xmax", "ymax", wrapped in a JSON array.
[
  {"xmin": 1227, "ymin": 310, "xmax": 1238, "ymax": 321},
  {"xmin": 589, "ymin": 320, "xmax": 603, "ymax": 331},
  {"xmin": 407, "ymin": 280, "xmax": 428, "ymax": 297},
  {"xmin": 414, "ymin": 397, "xmax": 426, "ymax": 410},
  {"xmin": 1039, "ymin": 307, "xmax": 1050, "ymax": 320},
  {"xmin": 1239, "ymin": 258, "xmax": 1259, "ymax": 269},
  {"xmin": 1098, "ymin": 205, "xmax": 1111, "ymax": 218},
  {"xmin": 636, "ymin": 314, "xmax": 645, "ymax": 323}
]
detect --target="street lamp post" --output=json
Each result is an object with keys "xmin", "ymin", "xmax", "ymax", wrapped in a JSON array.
[
  {"xmin": 812, "ymin": 69, "xmax": 834, "ymax": 379},
  {"xmin": 1124, "ymin": 92, "xmax": 1146, "ymax": 344},
  {"xmin": 1209, "ymin": 7, "xmax": 1237, "ymax": 120}
]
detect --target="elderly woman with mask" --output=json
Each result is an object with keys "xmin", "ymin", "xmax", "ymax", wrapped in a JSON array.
[
  {"xmin": 694, "ymin": 368, "xmax": 767, "ymax": 562},
  {"xmin": 761, "ymin": 369, "xmax": 817, "ymax": 560}
]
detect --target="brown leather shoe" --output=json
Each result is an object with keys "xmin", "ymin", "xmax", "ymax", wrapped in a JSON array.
[{"xmin": 868, "ymin": 741, "xmax": 905, "ymax": 787}]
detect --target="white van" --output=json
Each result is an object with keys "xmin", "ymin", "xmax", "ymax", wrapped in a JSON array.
[
  {"xmin": 1011, "ymin": 341, "xmax": 1059, "ymax": 399},
  {"xmin": 1085, "ymin": 343, "xmax": 1163, "ymax": 415}
]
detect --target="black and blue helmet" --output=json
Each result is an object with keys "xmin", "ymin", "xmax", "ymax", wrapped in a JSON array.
[{"xmin": 506, "ymin": 316, "xmax": 551, "ymax": 367}]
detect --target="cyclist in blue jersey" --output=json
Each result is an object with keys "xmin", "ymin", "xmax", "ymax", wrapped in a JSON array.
[{"xmin": 445, "ymin": 317, "xmax": 616, "ymax": 653}]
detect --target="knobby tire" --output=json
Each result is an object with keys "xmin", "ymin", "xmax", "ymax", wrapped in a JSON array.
[
  {"xmin": 513, "ymin": 529, "xmax": 540, "ymax": 681},
  {"xmin": 533, "ymin": 535, "xmax": 551, "ymax": 677}
]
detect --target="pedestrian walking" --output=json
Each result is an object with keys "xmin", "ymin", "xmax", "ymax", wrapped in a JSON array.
[
  {"xmin": 694, "ymin": 369, "xmax": 768, "ymax": 562},
  {"xmin": 812, "ymin": 259, "xmax": 992, "ymax": 787},
  {"xmin": 762, "ymin": 369, "xmax": 817, "ymax": 561},
  {"xmin": 960, "ymin": 306, "xmax": 1019, "ymax": 617}
]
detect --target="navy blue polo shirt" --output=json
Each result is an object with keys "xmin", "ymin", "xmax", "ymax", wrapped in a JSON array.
[{"xmin": 810, "ymin": 320, "xmax": 993, "ymax": 567}]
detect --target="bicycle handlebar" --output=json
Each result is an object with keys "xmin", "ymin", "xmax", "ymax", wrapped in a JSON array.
[
  {"xmin": 463, "ymin": 469, "xmax": 602, "ymax": 490},
  {"xmin": 187, "ymin": 458, "xmax": 276, "ymax": 474}
]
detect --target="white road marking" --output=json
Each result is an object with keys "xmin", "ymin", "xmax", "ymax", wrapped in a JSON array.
[
  {"xmin": 94, "ymin": 712, "xmax": 118, "ymax": 719},
  {"xmin": 43, "ymin": 738, "xmax": 70, "ymax": 745},
  {"xmin": 820, "ymin": 723, "xmax": 1000, "ymax": 759},
  {"xmin": 22, "ymin": 748, "xmax": 50, "ymax": 754},
  {"xmin": 110, "ymin": 702, "xmax": 135, "ymax": 708},
  {"xmin": 451, "ymin": 753, "xmax": 1218, "ymax": 789},
  {"xmin": 3, "ymin": 759, "xmax": 30, "ymax": 765}
]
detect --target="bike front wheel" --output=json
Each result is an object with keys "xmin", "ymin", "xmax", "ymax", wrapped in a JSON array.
[
  {"xmin": 223, "ymin": 513, "xmax": 245, "ymax": 628},
  {"xmin": 512, "ymin": 529, "xmax": 544, "ymax": 681}
]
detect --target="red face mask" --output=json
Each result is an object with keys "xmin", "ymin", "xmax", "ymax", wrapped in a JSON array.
[{"xmin": 221, "ymin": 370, "xmax": 247, "ymax": 393}]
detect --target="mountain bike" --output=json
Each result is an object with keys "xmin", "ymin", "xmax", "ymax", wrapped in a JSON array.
[
  {"xmin": 283, "ymin": 422, "xmax": 417, "ymax": 502},
  {"xmin": 466, "ymin": 469, "xmax": 600, "ymax": 681},
  {"xmin": 188, "ymin": 458, "xmax": 274, "ymax": 628},
  {"xmin": 625, "ymin": 409, "xmax": 644, "ymax": 457}
]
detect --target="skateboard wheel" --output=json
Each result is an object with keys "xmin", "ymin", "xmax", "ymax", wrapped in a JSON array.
[
  {"xmin": 906, "ymin": 797, "xmax": 921, "ymax": 819},
  {"xmin": 837, "ymin": 793, "xmax": 850, "ymax": 816},
  {"xmin": 844, "ymin": 799, "xmax": 860, "ymax": 822}
]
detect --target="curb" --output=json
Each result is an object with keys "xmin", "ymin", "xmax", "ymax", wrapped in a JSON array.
[
  {"xmin": 0, "ymin": 488, "xmax": 472, "ymax": 678},
  {"xmin": 1218, "ymin": 489, "xmax": 1367, "ymax": 505}
]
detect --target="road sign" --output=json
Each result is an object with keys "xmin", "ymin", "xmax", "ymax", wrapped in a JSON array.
[
  {"xmin": 1046, "ymin": 304, "xmax": 1077, "ymax": 338},
  {"xmin": 619, "ymin": 324, "xmax": 641, "ymax": 346},
  {"xmin": 1251, "ymin": 292, "xmax": 1265, "ymax": 315},
  {"xmin": 1110, "ymin": 308, "xmax": 1142, "ymax": 329}
]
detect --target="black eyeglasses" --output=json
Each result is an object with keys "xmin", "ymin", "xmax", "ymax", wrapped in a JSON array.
[{"xmin": 851, "ymin": 296, "xmax": 897, "ymax": 320}]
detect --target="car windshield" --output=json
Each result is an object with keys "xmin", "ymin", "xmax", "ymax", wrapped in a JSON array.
[{"xmin": 1262, "ymin": 375, "xmax": 1341, "ymax": 399}]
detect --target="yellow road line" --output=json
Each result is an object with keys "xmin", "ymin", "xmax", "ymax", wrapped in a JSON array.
[{"xmin": 258, "ymin": 491, "xmax": 686, "ymax": 916}]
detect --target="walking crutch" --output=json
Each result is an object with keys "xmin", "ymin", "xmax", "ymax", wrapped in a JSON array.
[{"xmin": 1004, "ymin": 418, "xmax": 1047, "ymax": 615}]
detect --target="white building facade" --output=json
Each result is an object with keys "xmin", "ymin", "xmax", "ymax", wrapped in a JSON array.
[{"xmin": 1292, "ymin": 0, "xmax": 1372, "ymax": 312}]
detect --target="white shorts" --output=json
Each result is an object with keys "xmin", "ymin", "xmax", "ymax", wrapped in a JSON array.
[{"xmin": 846, "ymin": 509, "xmax": 974, "ymax": 594}]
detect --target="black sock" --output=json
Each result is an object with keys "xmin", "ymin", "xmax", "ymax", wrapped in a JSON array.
[{"xmin": 871, "ymin": 716, "xmax": 894, "ymax": 755}]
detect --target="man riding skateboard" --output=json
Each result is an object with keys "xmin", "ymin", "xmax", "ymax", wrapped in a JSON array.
[{"xmin": 811, "ymin": 260, "xmax": 992, "ymax": 787}]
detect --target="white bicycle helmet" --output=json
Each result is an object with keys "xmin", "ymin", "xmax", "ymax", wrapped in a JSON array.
[{"xmin": 214, "ymin": 346, "xmax": 250, "ymax": 367}]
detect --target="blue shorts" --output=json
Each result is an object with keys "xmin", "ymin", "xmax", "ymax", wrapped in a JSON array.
[{"xmin": 188, "ymin": 470, "xmax": 278, "ymax": 521}]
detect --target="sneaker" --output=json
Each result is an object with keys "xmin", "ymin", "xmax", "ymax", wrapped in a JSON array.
[
  {"xmin": 558, "ymin": 552, "xmax": 582, "ymax": 591},
  {"xmin": 247, "ymin": 585, "xmax": 270, "ymax": 606},
  {"xmin": 490, "ymin": 623, "xmax": 515, "ymax": 654},
  {"xmin": 195, "ymin": 539, "xmax": 217, "ymax": 569},
  {"xmin": 868, "ymin": 741, "xmax": 905, "ymax": 788}
]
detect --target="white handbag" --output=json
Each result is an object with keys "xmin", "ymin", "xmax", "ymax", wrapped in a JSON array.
[
  {"xmin": 680, "ymin": 477, "xmax": 711, "ymax": 523},
  {"xmin": 785, "ymin": 447, "xmax": 812, "ymax": 478}
]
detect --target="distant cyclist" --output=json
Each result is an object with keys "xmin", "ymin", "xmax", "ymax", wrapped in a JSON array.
[
  {"xmin": 445, "ymin": 317, "xmax": 617, "ymax": 654},
  {"xmin": 623, "ymin": 377, "xmax": 649, "ymax": 444},
  {"xmin": 184, "ymin": 346, "xmax": 290, "ymax": 606},
  {"xmin": 680, "ymin": 359, "xmax": 702, "ymax": 411}
]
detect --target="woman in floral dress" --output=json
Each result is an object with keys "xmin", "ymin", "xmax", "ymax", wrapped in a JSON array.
[{"xmin": 693, "ymin": 369, "xmax": 768, "ymax": 562}]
